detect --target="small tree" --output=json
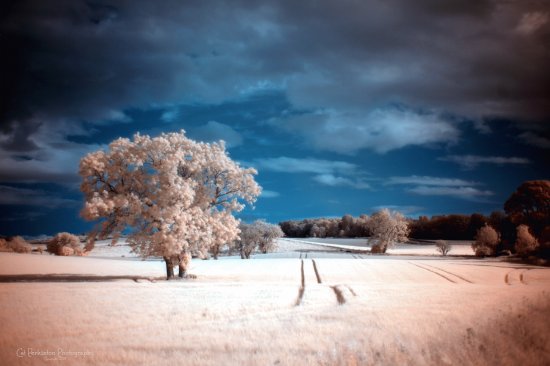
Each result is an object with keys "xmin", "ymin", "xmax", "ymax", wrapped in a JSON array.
[
  {"xmin": 257, "ymin": 221, "xmax": 284, "ymax": 254},
  {"xmin": 47, "ymin": 232, "xmax": 82, "ymax": 256},
  {"xmin": 232, "ymin": 220, "xmax": 281, "ymax": 259},
  {"xmin": 234, "ymin": 221, "xmax": 261, "ymax": 259},
  {"xmin": 472, "ymin": 224, "xmax": 499, "ymax": 257},
  {"xmin": 367, "ymin": 209, "xmax": 409, "ymax": 253},
  {"xmin": 80, "ymin": 131, "xmax": 260, "ymax": 279},
  {"xmin": 515, "ymin": 225, "xmax": 539, "ymax": 257},
  {"xmin": 435, "ymin": 240, "xmax": 452, "ymax": 256}
]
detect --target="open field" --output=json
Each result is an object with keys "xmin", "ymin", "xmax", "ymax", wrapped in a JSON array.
[{"xmin": 1, "ymin": 239, "xmax": 549, "ymax": 365}]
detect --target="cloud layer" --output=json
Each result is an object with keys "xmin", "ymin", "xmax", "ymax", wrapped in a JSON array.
[
  {"xmin": 255, "ymin": 156, "xmax": 370, "ymax": 189},
  {"xmin": 387, "ymin": 175, "xmax": 494, "ymax": 201},
  {"xmin": 1, "ymin": 0, "xmax": 549, "ymax": 163},
  {"xmin": 439, "ymin": 155, "xmax": 531, "ymax": 170}
]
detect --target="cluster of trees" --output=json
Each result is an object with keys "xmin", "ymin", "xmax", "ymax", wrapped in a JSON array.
[
  {"xmin": 472, "ymin": 222, "xmax": 542, "ymax": 258},
  {"xmin": 279, "ymin": 180, "xmax": 549, "ymax": 258},
  {"xmin": 475, "ymin": 180, "xmax": 550, "ymax": 258},
  {"xmin": 280, "ymin": 214, "xmax": 371, "ymax": 238},
  {"xmin": 280, "ymin": 212, "xmax": 508, "ymax": 242},
  {"xmin": 79, "ymin": 131, "xmax": 262, "ymax": 279},
  {"xmin": 232, "ymin": 220, "xmax": 283, "ymax": 259},
  {"xmin": 0, "ymin": 236, "xmax": 32, "ymax": 254}
]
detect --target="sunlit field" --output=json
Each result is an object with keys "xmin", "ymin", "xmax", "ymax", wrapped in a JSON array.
[{"xmin": 1, "ymin": 239, "xmax": 549, "ymax": 366}]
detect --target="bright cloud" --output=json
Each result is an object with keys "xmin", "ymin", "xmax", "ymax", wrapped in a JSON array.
[
  {"xmin": 255, "ymin": 157, "xmax": 357, "ymax": 175},
  {"xmin": 313, "ymin": 174, "xmax": 371, "ymax": 190},
  {"xmin": 261, "ymin": 190, "xmax": 280, "ymax": 198},
  {"xmin": 255, "ymin": 156, "xmax": 370, "ymax": 189},
  {"xmin": 279, "ymin": 108, "xmax": 460, "ymax": 154}
]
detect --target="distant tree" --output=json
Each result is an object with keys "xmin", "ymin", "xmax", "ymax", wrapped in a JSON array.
[
  {"xmin": 339, "ymin": 214, "xmax": 354, "ymax": 237},
  {"xmin": 233, "ymin": 220, "xmax": 282, "ymax": 258},
  {"xmin": 367, "ymin": 209, "xmax": 409, "ymax": 253},
  {"xmin": 234, "ymin": 221, "xmax": 261, "ymax": 259},
  {"xmin": 514, "ymin": 225, "xmax": 539, "ymax": 257},
  {"xmin": 504, "ymin": 180, "xmax": 550, "ymax": 239},
  {"xmin": 435, "ymin": 240, "xmax": 452, "ymax": 256},
  {"xmin": 80, "ymin": 131, "xmax": 261, "ymax": 279},
  {"xmin": 257, "ymin": 221, "xmax": 284, "ymax": 254},
  {"xmin": 472, "ymin": 224, "xmax": 500, "ymax": 257},
  {"xmin": 47, "ymin": 232, "xmax": 82, "ymax": 256}
]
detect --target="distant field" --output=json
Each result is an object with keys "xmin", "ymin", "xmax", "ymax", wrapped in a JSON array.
[{"xmin": 1, "ymin": 239, "xmax": 549, "ymax": 365}]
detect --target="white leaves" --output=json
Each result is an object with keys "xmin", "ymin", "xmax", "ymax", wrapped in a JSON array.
[
  {"xmin": 79, "ymin": 131, "xmax": 261, "ymax": 259},
  {"xmin": 367, "ymin": 208, "xmax": 409, "ymax": 252}
]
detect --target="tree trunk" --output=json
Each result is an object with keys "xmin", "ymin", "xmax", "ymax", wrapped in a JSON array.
[
  {"xmin": 177, "ymin": 252, "xmax": 191, "ymax": 278},
  {"xmin": 164, "ymin": 257, "xmax": 175, "ymax": 280},
  {"xmin": 211, "ymin": 246, "xmax": 219, "ymax": 260}
]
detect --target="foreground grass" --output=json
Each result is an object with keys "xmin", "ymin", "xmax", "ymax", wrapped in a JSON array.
[{"xmin": 0, "ymin": 251, "xmax": 549, "ymax": 365}]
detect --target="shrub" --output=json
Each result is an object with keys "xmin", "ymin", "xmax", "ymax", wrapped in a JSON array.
[
  {"xmin": 472, "ymin": 224, "xmax": 499, "ymax": 257},
  {"xmin": 515, "ymin": 225, "xmax": 539, "ymax": 257},
  {"xmin": 370, "ymin": 244, "xmax": 385, "ymax": 254},
  {"xmin": 435, "ymin": 240, "xmax": 452, "ymax": 256},
  {"xmin": 47, "ymin": 232, "xmax": 82, "ymax": 256},
  {"xmin": 7, "ymin": 236, "xmax": 32, "ymax": 253},
  {"xmin": 0, "ymin": 238, "xmax": 9, "ymax": 252}
]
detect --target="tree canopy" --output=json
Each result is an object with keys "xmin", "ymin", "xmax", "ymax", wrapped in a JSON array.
[{"xmin": 79, "ymin": 131, "xmax": 261, "ymax": 278}]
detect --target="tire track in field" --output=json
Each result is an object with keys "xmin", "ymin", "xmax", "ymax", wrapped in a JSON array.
[
  {"xmin": 331, "ymin": 286, "xmax": 346, "ymax": 305},
  {"xmin": 294, "ymin": 259, "xmax": 306, "ymax": 306},
  {"xmin": 505, "ymin": 268, "xmax": 531, "ymax": 285},
  {"xmin": 409, "ymin": 262, "xmax": 457, "ymax": 283},
  {"xmin": 312, "ymin": 259, "xmax": 322, "ymax": 284},
  {"xmin": 345, "ymin": 285, "xmax": 357, "ymax": 297},
  {"xmin": 420, "ymin": 263, "xmax": 473, "ymax": 284}
]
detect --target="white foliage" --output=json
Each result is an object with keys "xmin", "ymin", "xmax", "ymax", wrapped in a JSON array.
[
  {"xmin": 233, "ymin": 220, "xmax": 283, "ymax": 259},
  {"xmin": 367, "ymin": 209, "xmax": 409, "ymax": 253},
  {"xmin": 515, "ymin": 225, "xmax": 539, "ymax": 256},
  {"xmin": 435, "ymin": 240, "xmax": 452, "ymax": 256},
  {"xmin": 79, "ymin": 131, "xmax": 261, "ymax": 267},
  {"xmin": 472, "ymin": 224, "xmax": 500, "ymax": 257}
]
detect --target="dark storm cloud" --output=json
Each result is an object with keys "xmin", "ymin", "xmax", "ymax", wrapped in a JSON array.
[{"xmin": 0, "ymin": 0, "xmax": 549, "ymax": 173}]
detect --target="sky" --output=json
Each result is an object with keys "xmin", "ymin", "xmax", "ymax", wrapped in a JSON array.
[{"xmin": 0, "ymin": 0, "xmax": 549, "ymax": 237}]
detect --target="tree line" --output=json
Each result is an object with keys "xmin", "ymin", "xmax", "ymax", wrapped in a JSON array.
[{"xmin": 280, "ymin": 180, "xmax": 550, "ymax": 257}]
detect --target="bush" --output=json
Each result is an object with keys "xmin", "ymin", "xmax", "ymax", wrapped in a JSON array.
[
  {"xmin": 472, "ymin": 224, "xmax": 500, "ymax": 257},
  {"xmin": 47, "ymin": 232, "xmax": 82, "ymax": 256},
  {"xmin": 0, "ymin": 238, "xmax": 9, "ymax": 252},
  {"xmin": 370, "ymin": 244, "xmax": 385, "ymax": 254},
  {"xmin": 515, "ymin": 225, "xmax": 539, "ymax": 257},
  {"xmin": 9, "ymin": 236, "xmax": 32, "ymax": 253},
  {"xmin": 435, "ymin": 240, "xmax": 452, "ymax": 256}
]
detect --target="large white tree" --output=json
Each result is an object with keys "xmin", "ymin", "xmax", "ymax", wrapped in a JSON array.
[
  {"xmin": 79, "ymin": 131, "xmax": 261, "ymax": 279},
  {"xmin": 367, "ymin": 209, "xmax": 409, "ymax": 253}
]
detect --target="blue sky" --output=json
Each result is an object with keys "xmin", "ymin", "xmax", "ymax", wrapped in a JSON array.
[{"xmin": 0, "ymin": 0, "xmax": 549, "ymax": 236}]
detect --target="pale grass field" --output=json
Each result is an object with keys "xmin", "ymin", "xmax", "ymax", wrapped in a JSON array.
[{"xmin": 0, "ymin": 239, "xmax": 549, "ymax": 365}]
